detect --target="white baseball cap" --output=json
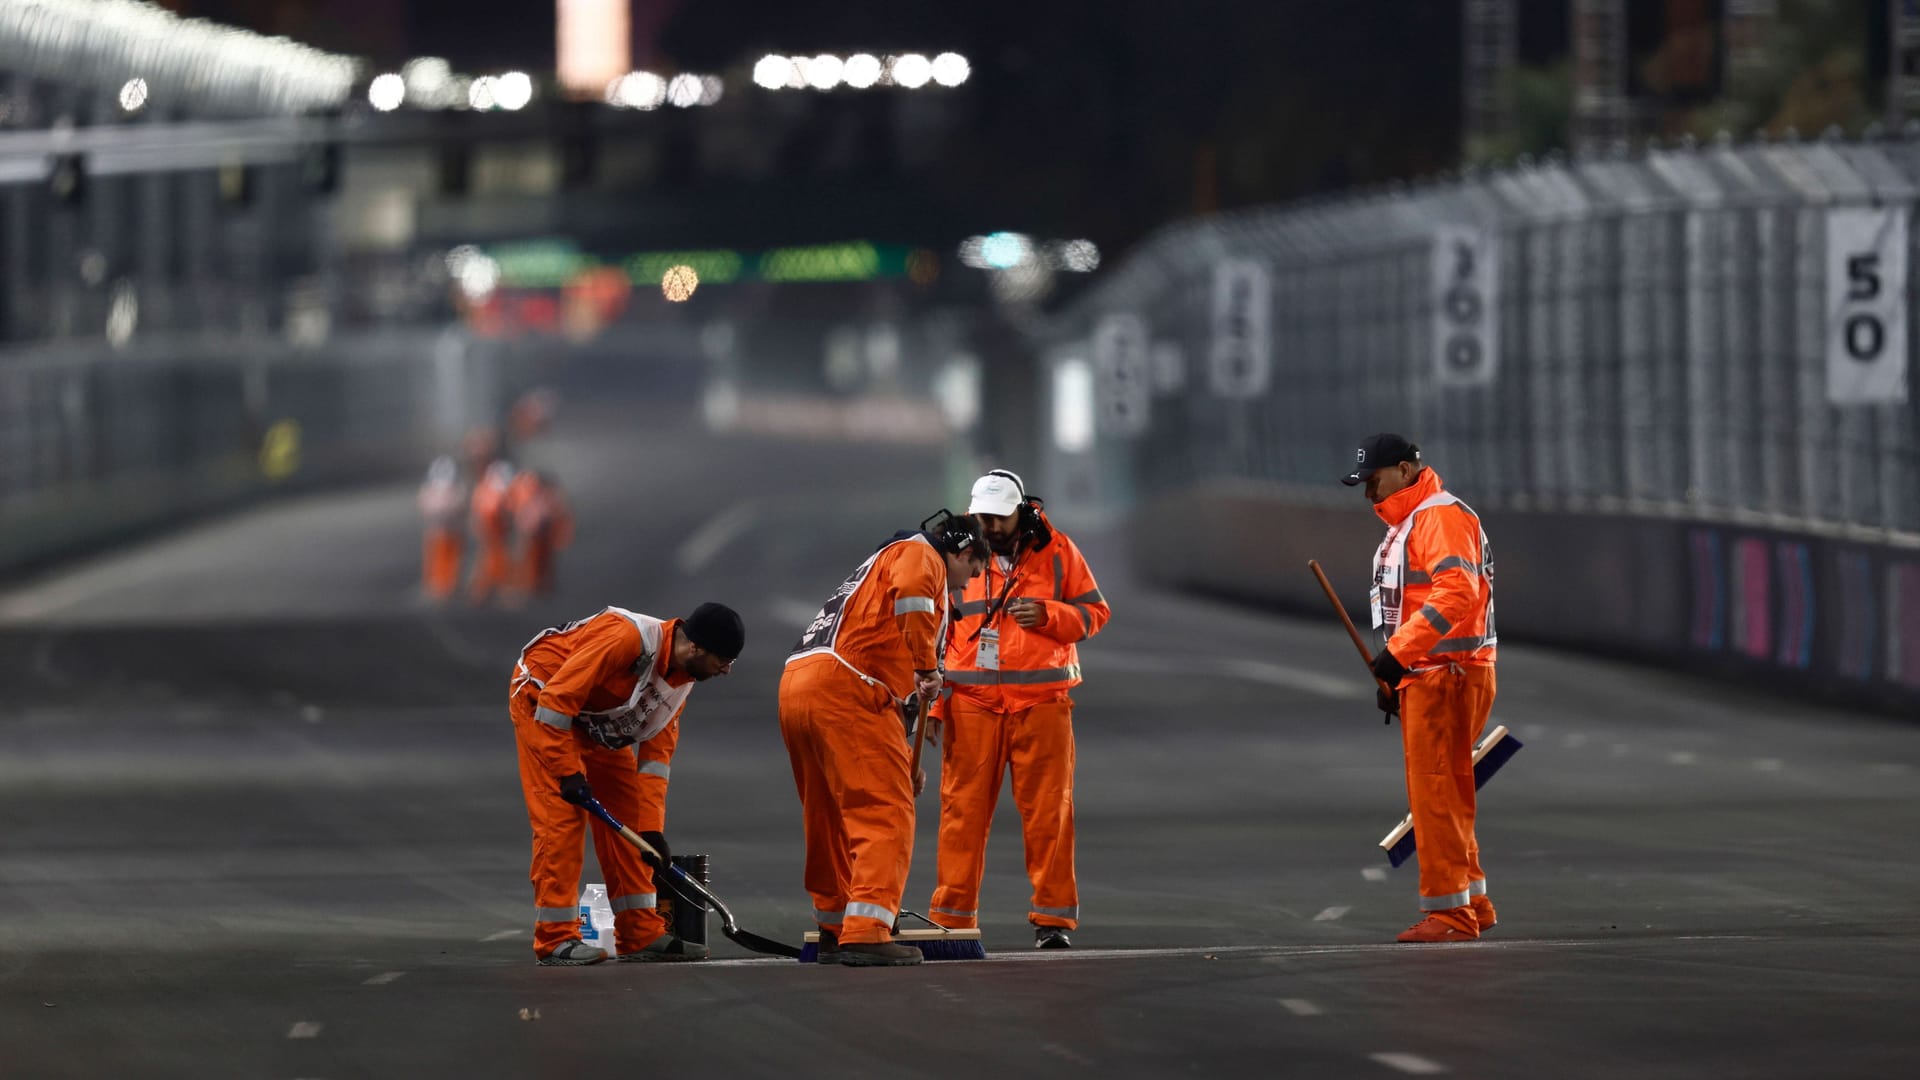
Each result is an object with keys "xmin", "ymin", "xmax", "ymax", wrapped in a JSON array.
[{"xmin": 968, "ymin": 470, "xmax": 1025, "ymax": 516}]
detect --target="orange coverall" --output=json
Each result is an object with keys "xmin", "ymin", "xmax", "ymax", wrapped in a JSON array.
[
  {"xmin": 1372, "ymin": 467, "xmax": 1498, "ymax": 935},
  {"xmin": 780, "ymin": 535, "xmax": 950, "ymax": 945},
  {"xmin": 930, "ymin": 518, "xmax": 1108, "ymax": 931},
  {"xmin": 508, "ymin": 472, "xmax": 574, "ymax": 598},
  {"xmin": 468, "ymin": 461, "xmax": 517, "ymax": 604},
  {"xmin": 417, "ymin": 457, "xmax": 466, "ymax": 601},
  {"xmin": 510, "ymin": 608, "xmax": 693, "ymax": 958}
]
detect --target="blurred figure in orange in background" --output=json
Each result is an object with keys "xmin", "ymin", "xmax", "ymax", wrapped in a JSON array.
[
  {"xmin": 509, "ymin": 388, "xmax": 559, "ymax": 444},
  {"xmin": 468, "ymin": 458, "xmax": 518, "ymax": 605},
  {"xmin": 417, "ymin": 455, "xmax": 468, "ymax": 603},
  {"xmin": 510, "ymin": 470, "xmax": 575, "ymax": 600}
]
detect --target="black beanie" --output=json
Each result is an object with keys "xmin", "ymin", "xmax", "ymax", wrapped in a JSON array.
[{"xmin": 682, "ymin": 602, "xmax": 745, "ymax": 659}]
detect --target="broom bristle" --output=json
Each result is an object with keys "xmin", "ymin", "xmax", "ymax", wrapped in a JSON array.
[{"xmin": 797, "ymin": 928, "xmax": 987, "ymax": 962}]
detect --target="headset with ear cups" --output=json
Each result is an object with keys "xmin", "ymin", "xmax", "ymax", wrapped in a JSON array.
[
  {"xmin": 918, "ymin": 508, "xmax": 983, "ymax": 557},
  {"xmin": 984, "ymin": 469, "xmax": 1052, "ymax": 550}
]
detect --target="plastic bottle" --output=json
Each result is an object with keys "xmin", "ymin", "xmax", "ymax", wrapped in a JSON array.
[{"xmin": 577, "ymin": 883, "xmax": 615, "ymax": 953}]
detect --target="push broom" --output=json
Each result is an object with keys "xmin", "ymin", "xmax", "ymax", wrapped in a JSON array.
[
  {"xmin": 1307, "ymin": 560, "xmax": 1521, "ymax": 868},
  {"xmin": 795, "ymin": 691, "xmax": 987, "ymax": 963},
  {"xmin": 579, "ymin": 796, "xmax": 802, "ymax": 959}
]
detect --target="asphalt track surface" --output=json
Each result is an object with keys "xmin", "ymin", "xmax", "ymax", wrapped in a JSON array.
[{"xmin": 2, "ymin": 404, "xmax": 1916, "ymax": 1079}]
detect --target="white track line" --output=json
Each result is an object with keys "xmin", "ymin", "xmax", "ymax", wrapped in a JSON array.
[
  {"xmin": 362, "ymin": 971, "xmax": 406, "ymax": 986},
  {"xmin": 286, "ymin": 1022, "xmax": 323, "ymax": 1039},
  {"xmin": 1361, "ymin": 867, "xmax": 1389, "ymax": 882},
  {"xmin": 675, "ymin": 502, "xmax": 762, "ymax": 575},
  {"xmin": 633, "ymin": 934, "xmax": 1772, "ymax": 969},
  {"xmin": 481, "ymin": 930, "xmax": 522, "ymax": 942},
  {"xmin": 1279, "ymin": 998, "xmax": 1323, "ymax": 1016},
  {"xmin": 1313, "ymin": 906, "xmax": 1351, "ymax": 922},
  {"xmin": 1370, "ymin": 1052, "xmax": 1447, "ymax": 1074},
  {"xmin": 1668, "ymin": 751, "xmax": 1698, "ymax": 766}
]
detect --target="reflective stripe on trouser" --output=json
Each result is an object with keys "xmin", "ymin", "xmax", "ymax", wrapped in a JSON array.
[
  {"xmin": 1400, "ymin": 663, "xmax": 1496, "ymax": 934},
  {"xmin": 930, "ymin": 697, "xmax": 1078, "ymax": 930},
  {"xmin": 778, "ymin": 656, "xmax": 914, "ymax": 945},
  {"xmin": 512, "ymin": 700, "xmax": 667, "ymax": 957}
]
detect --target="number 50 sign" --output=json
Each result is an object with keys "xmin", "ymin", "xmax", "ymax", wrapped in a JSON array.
[{"xmin": 1825, "ymin": 207, "xmax": 1909, "ymax": 405}]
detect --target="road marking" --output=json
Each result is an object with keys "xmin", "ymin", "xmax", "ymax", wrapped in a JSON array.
[
  {"xmin": 287, "ymin": 1022, "xmax": 323, "ymax": 1039},
  {"xmin": 649, "ymin": 934, "xmax": 1774, "ymax": 969},
  {"xmin": 362, "ymin": 971, "xmax": 405, "ymax": 986},
  {"xmin": 1370, "ymin": 1052, "xmax": 1446, "ymax": 1074},
  {"xmin": 1040, "ymin": 1042, "xmax": 1095, "ymax": 1066},
  {"xmin": 1313, "ymin": 906, "xmax": 1351, "ymax": 922},
  {"xmin": 1279, "ymin": 998, "xmax": 1323, "ymax": 1016},
  {"xmin": 1563, "ymin": 733, "xmax": 1588, "ymax": 748},
  {"xmin": 1518, "ymin": 724, "xmax": 1546, "ymax": 739},
  {"xmin": 1753, "ymin": 758, "xmax": 1783, "ymax": 771},
  {"xmin": 481, "ymin": 930, "xmax": 522, "ymax": 942},
  {"xmin": 675, "ymin": 502, "xmax": 762, "ymax": 575},
  {"xmin": 1667, "ymin": 751, "xmax": 1697, "ymax": 766},
  {"xmin": 1362, "ymin": 867, "xmax": 1389, "ymax": 882}
]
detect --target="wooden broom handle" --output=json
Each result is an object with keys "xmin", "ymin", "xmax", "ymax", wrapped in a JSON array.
[{"xmin": 1308, "ymin": 559, "xmax": 1394, "ymax": 694}]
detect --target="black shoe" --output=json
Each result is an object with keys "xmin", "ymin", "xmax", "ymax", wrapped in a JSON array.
[
  {"xmin": 837, "ymin": 941, "xmax": 923, "ymax": 967},
  {"xmin": 816, "ymin": 929, "xmax": 843, "ymax": 966},
  {"xmin": 1034, "ymin": 928, "xmax": 1072, "ymax": 949}
]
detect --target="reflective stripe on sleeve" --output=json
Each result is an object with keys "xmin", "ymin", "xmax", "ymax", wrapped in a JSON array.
[
  {"xmin": 534, "ymin": 706, "xmax": 573, "ymax": 729},
  {"xmin": 1432, "ymin": 555, "xmax": 1481, "ymax": 576},
  {"xmin": 895, "ymin": 597, "xmax": 937, "ymax": 615},
  {"xmin": 637, "ymin": 760, "xmax": 670, "ymax": 779},
  {"xmin": 1418, "ymin": 604, "xmax": 1453, "ymax": 635}
]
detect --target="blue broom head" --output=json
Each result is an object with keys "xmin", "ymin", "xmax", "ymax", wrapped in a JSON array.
[
  {"xmin": 1474, "ymin": 732, "xmax": 1521, "ymax": 788},
  {"xmin": 911, "ymin": 931, "xmax": 988, "ymax": 962},
  {"xmin": 1386, "ymin": 830, "xmax": 1418, "ymax": 868},
  {"xmin": 797, "ymin": 928, "xmax": 987, "ymax": 962}
]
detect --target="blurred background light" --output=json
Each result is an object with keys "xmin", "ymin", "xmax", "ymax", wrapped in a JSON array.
[
  {"xmin": 1051, "ymin": 358, "xmax": 1095, "ymax": 453},
  {"xmin": 752, "ymin": 54, "xmax": 791, "ymax": 90},
  {"xmin": 807, "ymin": 53, "xmax": 844, "ymax": 91},
  {"xmin": 467, "ymin": 75, "xmax": 498, "ymax": 110},
  {"xmin": 493, "ymin": 71, "xmax": 533, "ymax": 111},
  {"xmin": 661, "ymin": 264, "xmax": 699, "ymax": 302},
  {"xmin": 402, "ymin": 57, "xmax": 453, "ymax": 107},
  {"xmin": 667, "ymin": 73, "xmax": 704, "ymax": 108},
  {"xmin": 890, "ymin": 53, "xmax": 932, "ymax": 89},
  {"xmin": 118, "ymin": 77, "xmax": 148, "ymax": 113},
  {"xmin": 367, "ymin": 73, "xmax": 404, "ymax": 112},
  {"xmin": 843, "ymin": 53, "xmax": 882, "ymax": 89},
  {"xmin": 931, "ymin": 52, "xmax": 971, "ymax": 87},
  {"xmin": 981, "ymin": 231, "xmax": 1030, "ymax": 270}
]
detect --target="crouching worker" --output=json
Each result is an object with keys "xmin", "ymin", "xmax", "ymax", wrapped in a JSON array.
[
  {"xmin": 510, "ymin": 601, "xmax": 744, "ymax": 965},
  {"xmin": 780, "ymin": 512, "xmax": 986, "ymax": 966}
]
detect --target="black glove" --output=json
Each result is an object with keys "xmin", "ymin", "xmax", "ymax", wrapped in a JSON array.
[
  {"xmin": 1375, "ymin": 685, "xmax": 1399, "ymax": 717},
  {"xmin": 557, "ymin": 772, "xmax": 592, "ymax": 806},
  {"xmin": 639, "ymin": 830, "xmax": 671, "ymax": 866},
  {"xmin": 1370, "ymin": 648, "xmax": 1409, "ymax": 687}
]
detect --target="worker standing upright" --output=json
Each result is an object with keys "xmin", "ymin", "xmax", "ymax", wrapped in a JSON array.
[
  {"xmin": 1344, "ymin": 433, "xmax": 1499, "ymax": 943},
  {"xmin": 927, "ymin": 470, "xmax": 1109, "ymax": 949},
  {"xmin": 417, "ymin": 455, "xmax": 467, "ymax": 603},
  {"xmin": 467, "ymin": 457, "xmax": 517, "ymax": 606}
]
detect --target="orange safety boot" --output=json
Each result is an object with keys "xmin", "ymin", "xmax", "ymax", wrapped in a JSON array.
[{"xmin": 1396, "ymin": 913, "xmax": 1480, "ymax": 944}]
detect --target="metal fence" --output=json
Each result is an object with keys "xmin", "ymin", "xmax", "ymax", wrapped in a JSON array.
[{"xmin": 1041, "ymin": 135, "xmax": 1920, "ymax": 539}]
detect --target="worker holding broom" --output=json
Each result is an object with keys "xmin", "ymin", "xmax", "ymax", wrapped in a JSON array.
[
  {"xmin": 780, "ymin": 512, "xmax": 986, "ymax": 967},
  {"xmin": 1344, "ymin": 433, "xmax": 1499, "ymax": 943},
  {"xmin": 510, "ymin": 601, "xmax": 744, "ymax": 966}
]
